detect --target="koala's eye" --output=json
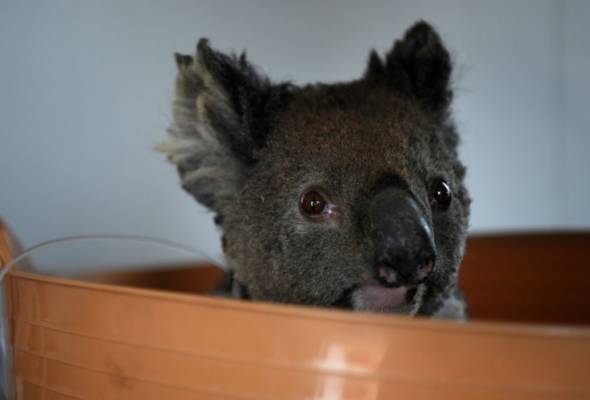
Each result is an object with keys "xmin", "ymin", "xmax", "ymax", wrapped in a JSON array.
[
  {"xmin": 431, "ymin": 178, "xmax": 452, "ymax": 210},
  {"xmin": 300, "ymin": 190, "xmax": 327, "ymax": 216}
]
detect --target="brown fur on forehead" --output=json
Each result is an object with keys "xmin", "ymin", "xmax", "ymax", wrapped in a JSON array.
[{"xmin": 268, "ymin": 81, "xmax": 445, "ymax": 188}]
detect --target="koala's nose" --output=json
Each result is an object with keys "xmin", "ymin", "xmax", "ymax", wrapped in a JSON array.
[{"xmin": 369, "ymin": 186, "xmax": 436, "ymax": 286}]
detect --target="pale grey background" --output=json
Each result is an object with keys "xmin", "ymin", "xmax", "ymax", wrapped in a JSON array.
[{"xmin": 0, "ymin": 0, "xmax": 588, "ymax": 266}]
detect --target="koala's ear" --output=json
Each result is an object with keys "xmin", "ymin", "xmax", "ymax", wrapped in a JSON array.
[
  {"xmin": 365, "ymin": 21, "xmax": 452, "ymax": 114},
  {"xmin": 160, "ymin": 39, "xmax": 291, "ymax": 215}
]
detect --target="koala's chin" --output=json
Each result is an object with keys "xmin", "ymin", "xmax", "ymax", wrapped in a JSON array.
[{"xmin": 162, "ymin": 21, "xmax": 471, "ymax": 320}]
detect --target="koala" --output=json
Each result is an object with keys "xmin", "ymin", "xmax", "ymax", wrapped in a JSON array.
[{"xmin": 159, "ymin": 21, "xmax": 471, "ymax": 319}]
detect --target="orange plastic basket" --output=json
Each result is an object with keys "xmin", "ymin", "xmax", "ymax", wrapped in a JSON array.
[{"xmin": 1, "ymin": 219, "xmax": 589, "ymax": 400}]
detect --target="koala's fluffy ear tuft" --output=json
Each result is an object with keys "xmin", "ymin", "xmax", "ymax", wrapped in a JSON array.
[
  {"xmin": 366, "ymin": 21, "xmax": 452, "ymax": 114},
  {"xmin": 159, "ymin": 39, "xmax": 291, "ymax": 216},
  {"xmin": 174, "ymin": 53, "xmax": 194, "ymax": 71}
]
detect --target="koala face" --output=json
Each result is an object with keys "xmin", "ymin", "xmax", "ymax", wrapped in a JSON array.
[{"xmin": 161, "ymin": 21, "xmax": 471, "ymax": 317}]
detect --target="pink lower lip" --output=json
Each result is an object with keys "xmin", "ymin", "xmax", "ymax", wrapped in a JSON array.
[{"xmin": 360, "ymin": 285, "xmax": 410, "ymax": 308}]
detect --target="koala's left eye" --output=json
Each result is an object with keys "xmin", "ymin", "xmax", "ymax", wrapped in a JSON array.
[
  {"xmin": 300, "ymin": 190, "xmax": 327, "ymax": 216},
  {"xmin": 431, "ymin": 178, "xmax": 452, "ymax": 210}
]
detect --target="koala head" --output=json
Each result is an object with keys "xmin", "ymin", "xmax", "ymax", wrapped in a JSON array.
[{"xmin": 161, "ymin": 21, "xmax": 471, "ymax": 317}]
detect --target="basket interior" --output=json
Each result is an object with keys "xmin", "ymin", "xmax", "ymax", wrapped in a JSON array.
[{"xmin": 68, "ymin": 232, "xmax": 590, "ymax": 325}]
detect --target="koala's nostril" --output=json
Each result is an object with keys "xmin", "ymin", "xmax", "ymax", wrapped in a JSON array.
[
  {"xmin": 376, "ymin": 263, "xmax": 399, "ymax": 286},
  {"xmin": 374, "ymin": 256, "xmax": 434, "ymax": 287}
]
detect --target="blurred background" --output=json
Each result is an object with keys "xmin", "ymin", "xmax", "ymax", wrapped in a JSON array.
[{"xmin": 0, "ymin": 0, "xmax": 588, "ymax": 266}]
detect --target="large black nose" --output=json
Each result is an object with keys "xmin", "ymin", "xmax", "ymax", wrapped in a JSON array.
[{"xmin": 369, "ymin": 186, "xmax": 436, "ymax": 286}]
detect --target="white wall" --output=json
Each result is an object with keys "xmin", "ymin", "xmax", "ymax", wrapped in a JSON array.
[
  {"xmin": 565, "ymin": 0, "xmax": 590, "ymax": 227},
  {"xmin": 0, "ymin": 1, "xmax": 588, "ymax": 266}
]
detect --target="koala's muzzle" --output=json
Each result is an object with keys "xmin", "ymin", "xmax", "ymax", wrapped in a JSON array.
[{"xmin": 369, "ymin": 186, "xmax": 436, "ymax": 287}]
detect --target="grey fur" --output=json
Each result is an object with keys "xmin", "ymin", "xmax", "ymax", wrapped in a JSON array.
[{"xmin": 160, "ymin": 21, "xmax": 471, "ymax": 318}]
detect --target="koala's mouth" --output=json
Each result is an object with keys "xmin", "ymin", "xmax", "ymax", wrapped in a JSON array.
[{"xmin": 332, "ymin": 283, "xmax": 424, "ymax": 315}]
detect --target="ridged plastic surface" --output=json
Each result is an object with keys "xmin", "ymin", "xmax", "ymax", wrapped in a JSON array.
[{"xmin": 1, "ymin": 220, "xmax": 590, "ymax": 399}]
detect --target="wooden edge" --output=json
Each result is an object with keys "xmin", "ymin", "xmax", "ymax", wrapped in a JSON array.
[
  {"xmin": 0, "ymin": 218, "xmax": 16, "ymax": 399},
  {"xmin": 0, "ymin": 218, "xmax": 14, "ymax": 267}
]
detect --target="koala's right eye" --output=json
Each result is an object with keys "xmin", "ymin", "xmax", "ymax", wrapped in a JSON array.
[{"xmin": 300, "ymin": 190, "xmax": 327, "ymax": 217}]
